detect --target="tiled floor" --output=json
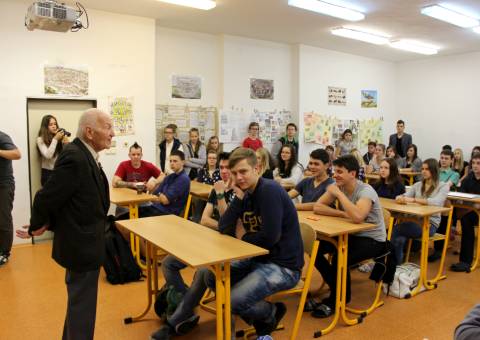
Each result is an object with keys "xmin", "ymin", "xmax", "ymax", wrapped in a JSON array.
[{"xmin": 1, "ymin": 240, "xmax": 478, "ymax": 340}]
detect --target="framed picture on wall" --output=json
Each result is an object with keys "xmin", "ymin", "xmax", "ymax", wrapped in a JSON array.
[
  {"xmin": 361, "ymin": 90, "xmax": 378, "ymax": 108},
  {"xmin": 250, "ymin": 78, "xmax": 274, "ymax": 100},
  {"xmin": 328, "ymin": 86, "xmax": 346, "ymax": 106},
  {"xmin": 171, "ymin": 75, "xmax": 202, "ymax": 99}
]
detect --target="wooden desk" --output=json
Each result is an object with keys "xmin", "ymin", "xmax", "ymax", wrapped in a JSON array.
[
  {"xmin": 365, "ymin": 173, "xmax": 380, "ymax": 184},
  {"xmin": 447, "ymin": 192, "xmax": 480, "ymax": 272},
  {"xmin": 184, "ymin": 181, "xmax": 213, "ymax": 218},
  {"xmin": 379, "ymin": 198, "xmax": 451, "ymax": 295},
  {"xmin": 117, "ymin": 215, "xmax": 268, "ymax": 340},
  {"xmin": 297, "ymin": 211, "xmax": 376, "ymax": 336},
  {"xmin": 399, "ymin": 169, "xmax": 421, "ymax": 185},
  {"xmin": 110, "ymin": 187, "xmax": 157, "ymax": 269}
]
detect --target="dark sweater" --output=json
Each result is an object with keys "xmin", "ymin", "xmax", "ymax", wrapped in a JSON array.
[
  {"xmin": 219, "ymin": 177, "xmax": 304, "ymax": 271},
  {"xmin": 372, "ymin": 180, "xmax": 406, "ymax": 199}
]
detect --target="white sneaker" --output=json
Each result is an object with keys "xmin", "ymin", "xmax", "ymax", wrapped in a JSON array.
[{"xmin": 0, "ymin": 254, "xmax": 9, "ymax": 266}]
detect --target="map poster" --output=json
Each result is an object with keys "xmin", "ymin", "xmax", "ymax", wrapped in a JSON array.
[
  {"xmin": 172, "ymin": 75, "xmax": 202, "ymax": 99},
  {"xmin": 44, "ymin": 65, "xmax": 88, "ymax": 96}
]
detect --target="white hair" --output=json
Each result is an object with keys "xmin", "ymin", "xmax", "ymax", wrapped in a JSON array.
[{"xmin": 76, "ymin": 108, "xmax": 108, "ymax": 139}]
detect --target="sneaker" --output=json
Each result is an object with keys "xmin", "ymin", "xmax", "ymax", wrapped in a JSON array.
[
  {"xmin": 253, "ymin": 302, "xmax": 287, "ymax": 336},
  {"xmin": 303, "ymin": 298, "xmax": 318, "ymax": 312},
  {"xmin": 311, "ymin": 303, "xmax": 334, "ymax": 319},
  {"xmin": 427, "ymin": 251, "xmax": 442, "ymax": 263},
  {"xmin": 150, "ymin": 323, "xmax": 176, "ymax": 340},
  {"xmin": 175, "ymin": 314, "xmax": 200, "ymax": 335},
  {"xmin": 450, "ymin": 262, "xmax": 471, "ymax": 273},
  {"xmin": 0, "ymin": 253, "xmax": 9, "ymax": 266},
  {"xmin": 257, "ymin": 336, "xmax": 273, "ymax": 340}
]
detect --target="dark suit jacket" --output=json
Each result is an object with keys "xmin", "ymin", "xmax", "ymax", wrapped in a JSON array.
[
  {"xmin": 30, "ymin": 138, "xmax": 109, "ymax": 272},
  {"xmin": 388, "ymin": 133, "xmax": 412, "ymax": 156}
]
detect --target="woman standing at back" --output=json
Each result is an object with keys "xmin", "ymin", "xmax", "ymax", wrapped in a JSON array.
[{"xmin": 36, "ymin": 114, "xmax": 69, "ymax": 185}]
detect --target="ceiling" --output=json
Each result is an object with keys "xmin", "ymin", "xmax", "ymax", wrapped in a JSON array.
[{"xmin": 76, "ymin": 0, "xmax": 480, "ymax": 62}]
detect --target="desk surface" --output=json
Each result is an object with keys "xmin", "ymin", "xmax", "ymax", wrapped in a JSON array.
[
  {"xmin": 297, "ymin": 211, "xmax": 376, "ymax": 237},
  {"xmin": 447, "ymin": 192, "xmax": 480, "ymax": 204},
  {"xmin": 110, "ymin": 187, "xmax": 157, "ymax": 205},
  {"xmin": 379, "ymin": 198, "xmax": 450, "ymax": 216},
  {"xmin": 399, "ymin": 169, "xmax": 421, "ymax": 175},
  {"xmin": 365, "ymin": 173, "xmax": 380, "ymax": 180},
  {"xmin": 116, "ymin": 215, "xmax": 268, "ymax": 267},
  {"xmin": 190, "ymin": 181, "xmax": 213, "ymax": 198}
]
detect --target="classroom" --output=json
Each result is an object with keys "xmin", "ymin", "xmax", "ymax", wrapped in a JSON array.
[{"xmin": 1, "ymin": 1, "xmax": 480, "ymax": 340}]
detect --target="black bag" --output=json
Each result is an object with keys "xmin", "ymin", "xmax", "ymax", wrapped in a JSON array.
[{"xmin": 103, "ymin": 217, "xmax": 142, "ymax": 284}]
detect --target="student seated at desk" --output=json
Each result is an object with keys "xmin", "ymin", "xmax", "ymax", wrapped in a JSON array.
[
  {"xmin": 371, "ymin": 158, "xmax": 405, "ymax": 199},
  {"xmin": 386, "ymin": 145, "xmax": 404, "ymax": 168},
  {"xmin": 288, "ymin": 148, "xmax": 333, "ymax": 210},
  {"xmin": 391, "ymin": 159, "xmax": 449, "ymax": 263},
  {"xmin": 350, "ymin": 148, "xmax": 366, "ymax": 181},
  {"xmin": 309, "ymin": 155, "xmax": 386, "ymax": 318},
  {"xmin": 196, "ymin": 149, "xmax": 220, "ymax": 184},
  {"xmin": 439, "ymin": 149, "xmax": 460, "ymax": 189},
  {"xmin": 367, "ymin": 143, "xmax": 386, "ymax": 174},
  {"xmin": 399, "ymin": 144, "xmax": 422, "ymax": 172},
  {"xmin": 449, "ymin": 154, "xmax": 480, "ymax": 272},
  {"xmin": 255, "ymin": 147, "xmax": 275, "ymax": 179},
  {"xmin": 273, "ymin": 144, "xmax": 303, "ymax": 187},
  {"xmin": 161, "ymin": 152, "xmax": 234, "ymax": 299},
  {"xmin": 112, "ymin": 142, "xmax": 163, "ymax": 192},
  {"xmin": 151, "ymin": 148, "xmax": 304, "ymax": 340}
]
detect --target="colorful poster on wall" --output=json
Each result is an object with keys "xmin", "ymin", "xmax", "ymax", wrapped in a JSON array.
[
  {"xmin": 359, "ymin": 117, "xmax": 384, "ymax": 148},
  {"xmin": 328, "ymin": 86, "xmax": 346, "ymax": 106},
  {"xmin": 109, "ymin": 97, "xmax": 134, "ymax": 136},
  {"xmin": 44, "ymin": 65, "xmax": 89, "ymax": 96},
  {"xmin": 172, "ymin": 75, "xmax": 202, "ymax": 99},
  {"xmin": 303, "ymin": 112, "xmax": 335, "ymax": 145},
  {"xmin": 250, "ymin": 78, "xmax": 274, "ymax": 100},
  {"xmin": 361, "ymin": 90, "xmax": 378, "ymax": 108}
]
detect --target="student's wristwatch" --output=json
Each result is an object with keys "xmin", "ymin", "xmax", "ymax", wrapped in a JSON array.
[{"xmin": 216, "ymin": 192, "xmax": 225, "ymax": 200}]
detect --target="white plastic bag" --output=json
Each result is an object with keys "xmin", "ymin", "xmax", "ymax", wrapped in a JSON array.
[{"xmin": 383, "ymin": 263, "xmax": 420, "ymax": 299}]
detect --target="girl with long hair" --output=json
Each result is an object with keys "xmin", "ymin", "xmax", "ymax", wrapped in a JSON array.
[
  {"xmin": 273, "ymin": 144, "xmax": 303, "ymax": 186},
  {"xmin": 183, "ymin": 128, "xmax": 206, "ymax": 180},
  {"xmin": 255, "ymin": 148, "xmax": 274, "ymax": 179},
  {"xmin": 36, "ymin": 114, "xmax": 69, "ymax": 185},
  {"xmin": 391, "ymin": 158, "xmax": 449, "ymax": 262},
  {"xmin": 206, "ymin": 135, "xmax": 221, "ymax": 154},
  {"xmin": 335, "ymin": 129, "xmax": 355, "ymax": 157},
  {"xmin": 453, "ymin": 148, "xmax": 469, "ymax": 183},
  {"xmin": 350, "ymin": 148, "xmax": 366, "ymax": 181},
  {"xmin": 371, "ymin": 158, "xmax": 406, "ymax": 199}
]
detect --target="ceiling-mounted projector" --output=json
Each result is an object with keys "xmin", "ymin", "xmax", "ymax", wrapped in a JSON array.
[{"xmin": 25, "ymin": 0, "xmax": 89, "ymax": 32}]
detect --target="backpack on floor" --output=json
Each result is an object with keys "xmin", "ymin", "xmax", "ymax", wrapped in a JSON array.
[
  {"xmin": 383, "ymin": 262, "xmax": 420, "ymax": 299},
  {"xmin": 103, "ymin": 217, "xmax": 142, "ymax": 284},
  {"xmin": 154, "ymin": 285, "xmax": 185, "ymax": 320}
]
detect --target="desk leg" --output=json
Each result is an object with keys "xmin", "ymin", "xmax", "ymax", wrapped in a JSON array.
[
  {"xmin": 313, "ymin": 234, "xmax": 354, "ymax": 337},
  {"xmin": 124, "ymin": 242, "xmax": 154, "ymax": 324},
  {"xmin": 412, "ymin": 217, "xmax": 435, "ymax": 297},
  {"xmin": 409, "ymin": 175, "xmax": 414, "ymax": 186},
  {"xmin": 128, "ymin": 203, "xmax": 147, "ymax": 271},
  {"xmin": 184, "ymin": 194, "xmax": 192, "ymax": 220},
  {"xmin": 339, "ymin": 234, "xmax": 362, "ymax": 326},
  {"xmin": 429, "ymin": 208, "xmax": 453, "ymax": 284},
  {"xmin": 471, "ymin": 211, "xmax": 480, "ymax": 272},
  {"xmin": 214, "ymin": 264, "xmax": 225, "ymax": 340}
]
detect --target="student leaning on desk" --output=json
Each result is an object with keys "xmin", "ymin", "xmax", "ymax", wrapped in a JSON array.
[
  {"xmin": 391, "ymin": 158, "xmax": 449, "ymax": 263},
  {"xmin": 151, "ymin": 147, "xmax": 304, "ymax": 340},
  {"xmin": 307, "ymin": 155, "xmax": 386, "ymax": 318}
]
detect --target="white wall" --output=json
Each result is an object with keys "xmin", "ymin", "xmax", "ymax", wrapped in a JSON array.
[
  {"xmin": 0, "ymin": 0, "xmax": 156, "ymax": 244},
  {"xmin": 397, "ymin": 52, "xmax": 480, "ymax": 160},
  {"xmin": 298, "ymin": 45, "xmax": 397, "ymax": 165}
]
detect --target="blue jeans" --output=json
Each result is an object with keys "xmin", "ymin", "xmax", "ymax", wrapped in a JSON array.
[
  {"xmin": 168, "ymin": 259, "xmax": 300, "ymax": 332},
  {"xmin": 162, "ymin": 255, "xmax": 188, "ymax": 294},
  {"xmin": 391, "ymin": 221, "xmax": 436, "ymax": 263}
]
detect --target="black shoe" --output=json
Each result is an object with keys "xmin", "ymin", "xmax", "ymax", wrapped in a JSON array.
[
  {"xmin": 303, "ymin": 298, "xmax": 318, "ymax": 312},
  {"xmin": 450, "ymin": 262, "xmax": 471, "ymax": 273},
  {"xmin": 0, "ymin": 253, "xmax": 9, "ymax": 266},
  {"xmin": 150, "ymin": 323, "xmax": 176, "ymax": 340},
  {"xmin": 428, "ymin": 251, "xmax": 442, "ymax": 263},
  {"xmin": 175, "ymin": 314, "xmax": 200, "ymax": 335},
  {"xmin": 253, "ymin": 302, "xmax": 287, "ymax": 336},
  {"xmin": 311, "ymin": 303, "xmax": 334, "ymax": 319}
]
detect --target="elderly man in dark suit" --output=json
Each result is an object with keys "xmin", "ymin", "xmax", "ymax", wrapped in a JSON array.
[
  {"xmin": 17, "ymin": 108, "xmax": 114, "ymax": 340},
  {"xmin": 388, "ymin": 119, "xmax": 412, "ymax": 158}
]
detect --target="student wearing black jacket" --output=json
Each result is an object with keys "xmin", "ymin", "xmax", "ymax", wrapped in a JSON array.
[{"xmin": 159, "ymin": 124, "xmax": 183, "ymax": 174}]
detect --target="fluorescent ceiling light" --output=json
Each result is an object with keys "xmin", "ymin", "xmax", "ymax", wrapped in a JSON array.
[
  {"xmin": 156, "ymin": 0, "xmax": 216, "ymax": 10},
  {"xmin": 389, "ymin": 40, "xmax": 438, "ymax": 55},
  {"xmin": 421, "ymin": 5, "xmax": 479, "ymax": 28},
  {"xmin": 288, "ymin": 0, "xmax": 365, "ymax": 21},
  {"xmin": 331, "ymin": 27, "xmax": 389, "ymax": 45},
  {"xmin": 473, "ymin": 26, "xmax": 480, "ymax": 34}
]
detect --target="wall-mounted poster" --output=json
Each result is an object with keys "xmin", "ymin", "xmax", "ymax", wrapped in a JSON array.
[
  {"xmin": 250, "ymin": 78, "xmax": 274, "ymax": 100},
  {"xmin": 303, "ymin": 112, "xmax": 335, "ymax": 145},
  {"xmin": 109, "ymin": 96, "xmax": 134, "ymax": 136},
  {"xmin": 361, "ymin": 90, "xmax": 378, "ymax": 108},
  {"xmin": 44, "ymin": 65, "xmax": 89, "ymax": 96},
  {"xmin": 328, "ymin": 86, "xmax": 346, "ymax": 106},
  {"xmin": 172, "ymin": 75, "xmax": 202, "ymax": 99}
]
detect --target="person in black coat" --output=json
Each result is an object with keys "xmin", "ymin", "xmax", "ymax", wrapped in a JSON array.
[
  {"xmin": 159, "ymin": 124, "xmax": 184, "ymax": 174},
  {"xmin": 17, "ymin": 109, "xmax": 114, "ymax": 340},
  {"xmin": 388, "ymin": 120, "xmax": 412, "ymax": 158}
]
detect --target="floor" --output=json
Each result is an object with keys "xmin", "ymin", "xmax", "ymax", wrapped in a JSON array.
[{"xmin": 1, "ymin": 239, "xmax": 478, "ymax": 340}]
